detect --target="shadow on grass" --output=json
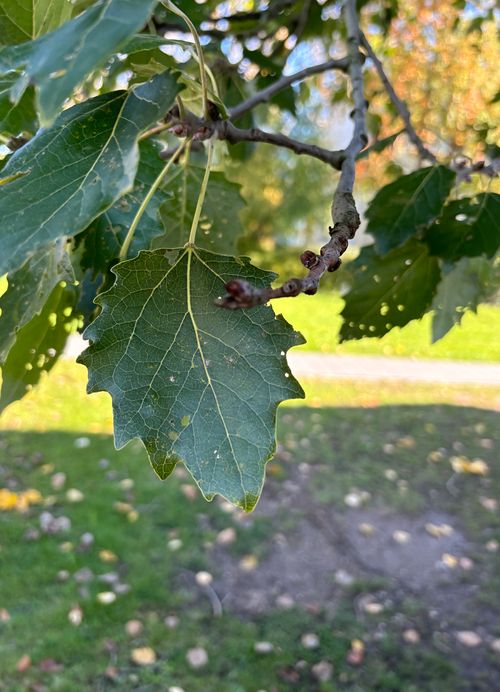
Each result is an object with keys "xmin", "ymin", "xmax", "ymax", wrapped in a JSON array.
[{"xmin": 0, "ymin": 403, "xmax": 498, "ymax": 691}]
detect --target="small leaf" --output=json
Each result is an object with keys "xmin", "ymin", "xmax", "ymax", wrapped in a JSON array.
[
  {"xmin": 366, "ymin": 166, "xmax": 456, "ymax": 253},
  {"xmin": 0, "ymin": 283, "xmax": 78, "ymax": 412},
  {"xmin": 0, "ymin": 0, "xmax": 159, "ymax": 125},
  {"xmin": 0, "ymin": 71, "xmax": 181, "ymax": 277},
  {"xmin": 0, "ymin": 241, "xmax": 73, "ymax": 362},
  {"xmin": 78, "ymin": 248, "xmax": 304, "ymax": 510},
  {"xmin": 356, "ymin": 129, "xmax": 403, "ymax": 160},
  {"xmin": 424, "ymin": 193, "xmax": 500, "ymax": 261},
  {"xmin": 431, "ymin": 257, "xmax": 493, "ymax": 342},
  {"xmin": 340, "ymin": 239, "xmax": 441, "ymax": 341},
  {"xmin": 157, "ymin": 166, "xmax": 246, "ymax": 253}
]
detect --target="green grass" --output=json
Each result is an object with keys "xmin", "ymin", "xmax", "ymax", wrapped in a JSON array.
[
  {"xmin": 273, "ymin": 293, "xmax": 500, "ymax": 361},
  {"xmin": 0, "ymin": 363, "xmax": 499, "ymax": 690}
]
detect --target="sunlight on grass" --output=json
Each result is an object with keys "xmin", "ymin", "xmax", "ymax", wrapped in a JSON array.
[{"xmin": 1, "ymin": 361, "xmax": 498, "ymax": 435}]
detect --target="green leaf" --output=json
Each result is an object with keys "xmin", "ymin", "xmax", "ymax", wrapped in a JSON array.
[
  {"xmin": 0, "ymin": 241, "xmax": 73, "ymax": 362},
  {"xmin": 0, "ymin": 72, "xmax": 36, "ymax": 134},
  {"xmin": 78, "ymin": 248, "xmax": 304, "ymax": 510},
  {"xmin": 366, "ymin": 166, "xmax": 456, "ymax": 253},
  {"xmin": 340, "ymin": 239, "xmax": 441, "ymax": 341},
  {"xmin": 0, "ymin": 282, "xmax": 78, "ymax": 412},
  {"xmin": 0, "ymin": 71, "xmax": 181, "ymax": 277},
  {"xmin": 356, "ymin": 129, "xmax": 404, "ymax": 160},
  {"xmin": 0, "ymin": 0, "xmax": 72, "ymax": 44},
  {"xmin": 0, "ymin": 0, "xmax": 158, "ymax": 125},
  {"xmin": 424, "ymin": 193, "xmax": 500, "ymax": 261},
  {"xmin": 157, "ymin": 166, "xmax": 245, "ymax": 253},
  {"xmin": 431, "ymin": 257, "xmax": 493, "ymax": 342},
  {"xmin": 78, "ymin": 140, "xmax": 170, "ymax": 275}
]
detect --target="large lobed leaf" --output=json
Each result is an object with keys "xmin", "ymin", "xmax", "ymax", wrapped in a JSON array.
[
  {"xmin": 340, "ymin": 239, "xmax": 441, "ymax": 341},
  {"xmin": 78, "ymin": 248, "xmax": 304, "ymax": 511},
  {"xmin": 366, "ymin": 166, "xmax": 456, "ymax": 253},
  {"xmin": 0, "ymin": 0, "xmax": 159, "ymax": 125},
  {"xmin": 0, "ymin": 71, "xmax": 181, "ymax": 277},
  {"xmin": 0, "ymin": 241, "xmax": 73, "ymax": 362},
  {"xmin": 424, "ymin": 193, "xmax": 500, "ymax": 261}
]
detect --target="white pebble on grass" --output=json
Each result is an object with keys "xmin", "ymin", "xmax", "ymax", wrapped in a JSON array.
[
  {"xmin": 254, "ymin": 641, "xmax": 274, "ymax": 654},
  {"xmin": 301, "ymin": 633, "xmax": 320, "ymax": 649},
  {"xmin": 186, "ymin": 647, "xmax": 208, "ymax": 668},
  {"xmin": 97, "ymin": 592, "xmax": 116, "ymax": 604}
]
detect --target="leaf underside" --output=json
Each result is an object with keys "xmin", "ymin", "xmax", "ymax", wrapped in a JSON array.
[
  {"xmin": 0, "ymin": 241, "xmax": 73, "ymax": 362},
  {"xmin": 431, "ymin": 257, "xmax": 493, "ymax": 342},
  {"xmin": 366, "ymin": 165, "xmax": 456, "ymax": 253},
  {"xmin": 425, "ymin": 193, "xmax": 500, "ymax": 261},
  {"xmin": 340, "ymin": 239, "xmax": 441, "ymax": 341},
  {"xmin": 78, "ymin": 248, "xmax": 304, "ymax": 511},
  {"xmin": 0, "ymin": 283, "xmax": 78, "ymax": 412}
]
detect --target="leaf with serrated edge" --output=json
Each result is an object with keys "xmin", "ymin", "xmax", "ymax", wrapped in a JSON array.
[
  {"xmin": 0, "ymin": 71, "xmax": 181, "ymax": 277},
  {"xmin": 0, "ymin": 283, "xmax": 78, "ymax": 412},
  {"xmin": 0, "ymin": 0, "xmax": 159, "ymax": 125},
  {"xmin": 431, "ymin": 257, "xmax": 492, "ymax": 342},
  {"xmin": 0, "ymin": 0, "xmax": 73, "ymax": 43},
  {"xmin": 0, "ymin": 240, "xmax": 73, "ymax": 362},
  {"xmin": 79, "ymin": 140, "xmax": 171, "ymax": 275},
  {"xmin": 366, "ymin": 166, "xmax": 455, "ymax": 253},
  {"xmin": 425, "ymin": 193, "xmax": 500, "ymax": 261},
  {"xmin": 157, "ymin": 167, "xmax": 245, "ymax": 254},
  {"xmin": 78, "ymin": 248, "xmax": 304, "ymax": 511},
  {"xmin": 340, "ymin": 239, "xmax": 441, "ymax": 341}
]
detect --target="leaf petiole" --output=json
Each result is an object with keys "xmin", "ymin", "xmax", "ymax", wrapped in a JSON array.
[
  {"xmin": 187, "ymin": 140, "xmax": 214, "ymax": 246},
  {"xmin": 164, "ymin": 0, "xmax": 210, "ymax": 119},
  {"xmin": 119, "ymin": 140, "xmax": 189, "ymax": 262}
]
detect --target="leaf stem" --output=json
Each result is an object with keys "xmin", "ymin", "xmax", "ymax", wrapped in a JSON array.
[
  {"xmin": 187, "ymin": 140, "xmax": 214, "ymax": 246},
  {"xmin": 164, "ymin": 0, "xmax": 210, "ymax": 118},
  {"xmin": 119, "ymin": 141, "xmax": 188, "ymax": 262}
]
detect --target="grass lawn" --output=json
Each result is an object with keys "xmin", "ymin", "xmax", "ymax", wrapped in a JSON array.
[
  {"xmin": 0, "ymin": 362, "xmax": 499, "ymax": 690},
  {"xmin": 273, "ymin": 293, "xmax": 500, "ymax": 362}
]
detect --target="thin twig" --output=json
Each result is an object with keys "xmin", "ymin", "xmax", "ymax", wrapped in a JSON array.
[
  {"xmin": 119, "ymin": 141, "xmax": 187, "ymax": 262},
  {"xmin": 215, "ymin": 120, "xmax": 345, "ymax": 169},
  {"xmin": 216, "ymin": 0, "xmax": 367, "ymax": 309},
  {"xmin": 229, "ymin": 56, "xmax": 350, "ymax": 121},
  {"xmin": 158, "ymin": 109, "xmax": 345, "ymax": 169},
  {"xmin": 360, "ymin": 32, "xmax": 437, "ymax": 164}
]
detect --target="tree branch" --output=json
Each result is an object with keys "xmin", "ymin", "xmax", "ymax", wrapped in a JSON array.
[
  {"xmin": 160, "ymin": 110, "xmax": 346, "ymax": 169},
  {"xmin": 216, "ymin": 120, "xmax": 345, "ymax": 168},
  {"xmin": 229, "ymin": 56, "xmax": 350, "ymax": 121},
  {"xmin": 216, "ymin": 0, "xmax": 367, "ymax": 309},
  {"xmin": 360, "ymin": 32, "xmax": 437, "ymax": 164}
]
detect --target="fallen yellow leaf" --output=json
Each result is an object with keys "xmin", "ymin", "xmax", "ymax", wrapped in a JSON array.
[
  {"xmin": 130, "ymin": 647, "xmax": 157, "ymax": 666},
  {"xmin": 450, "ymin": 456, "xmax": 489, "ymax": 475}
]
